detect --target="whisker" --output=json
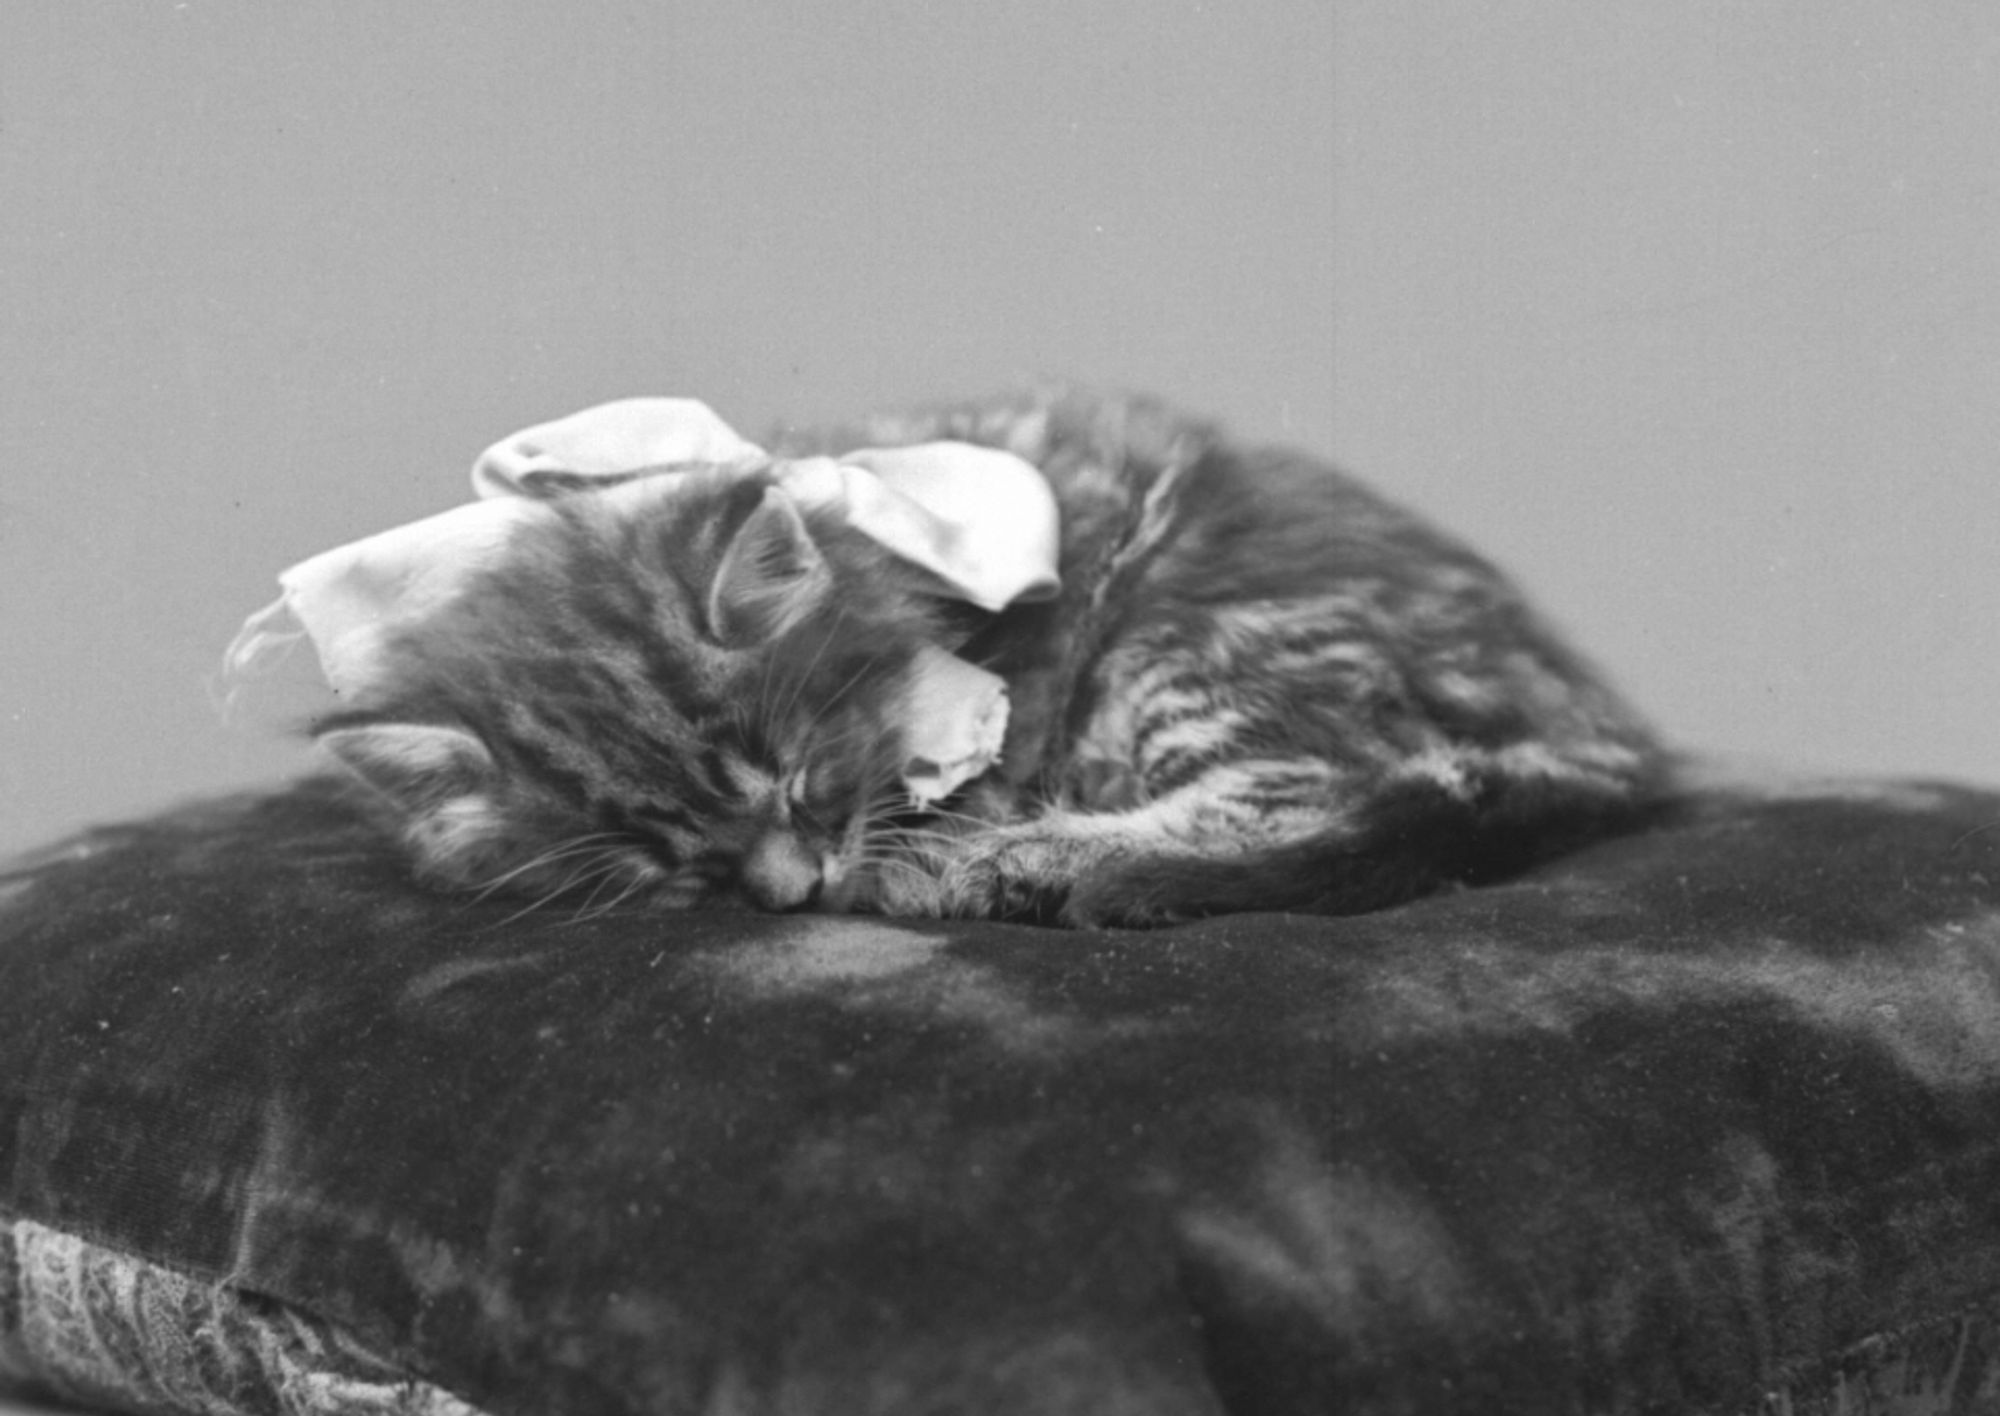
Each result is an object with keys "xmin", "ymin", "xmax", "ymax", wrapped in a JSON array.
[
  {"xmin": 847, "ymin": 844, "xmax": 937, "ymax": 870},
  {"xmin": 488, "ymin": 882, "xmax": 576, "ymax": 931},
  {"xmin": 812, "ymin": 645, "xmax": 897, "ymax": 722},
  {"xmin": 755, "ymin": 630, "xmax": 782, "ymax": 739},
  {"xmin": 840, "ymin": 848, "xmax": 934, "ymax": 885},
  {"xmin": 865, "ymin": 822, "xmax": 968, "ymax": 846},
  {"xmin": 592, "ymin": 870, "xmax": 661, "ymax": 920},
  {"xmin": 782, "ymin": 642, "xmax": 908, "ymax": 761},
  {"xmin": 901, "ymin": 802, "xmax": 1002, "ymax": 829},
  {"xmin": 567, "ymin": 857, "xmax": 640, "ymax": 922},
  {"xmin": 482, "ymin": 840, "xmax": 639, "ymax": 929},
  {"xmin": 470, "ymin": 853, "xmax": 597, "ymax": 908},
  {"xmin": 468, "ymin": 832, "xmax": 629, "ymax": 902},
  {"xmin": 765, "ymin": 604, "xmax": 850, "ymax": 737},
  {"xmin": 559, "ymin": 847, "xmax": 634, "ymax": 893},
  {"xmin": 570, "ymin": 861, "xmax": 656, "ymax": 923},
  {"xmin": 861, "ymin": 838, "xmax": 949, "ymax": 861}
]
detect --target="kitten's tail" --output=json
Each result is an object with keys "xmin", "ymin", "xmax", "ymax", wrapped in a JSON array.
[{"xmin": 1089, "ymin": 759, "xmax": 1677, "ymax": 923}]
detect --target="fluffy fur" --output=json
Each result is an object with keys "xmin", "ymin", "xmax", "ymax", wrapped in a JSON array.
[{"xmin": 319, "ymin": 392, "xmax": 1667, "ymax": 927}]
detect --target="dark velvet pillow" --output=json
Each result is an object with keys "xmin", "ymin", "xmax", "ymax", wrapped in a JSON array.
[{"xmin": 5, "ymin": 768, "xmax": 2000, "ymax": 1415}]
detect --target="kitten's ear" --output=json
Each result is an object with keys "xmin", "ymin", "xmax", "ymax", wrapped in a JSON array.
[
  {"xmin": 706, "ymin": 487, "xmax": 830, "ymax": 646},
  {"xmin": 318, "ymin": 724, "xmax": 503, "ymax": 885},
  {"xmin": 318, "ymin": 723, "xmax": 496, "ymax": 806}
]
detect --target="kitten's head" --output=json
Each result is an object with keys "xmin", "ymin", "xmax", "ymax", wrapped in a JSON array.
[{"xmin": 315, "ymin": 465, "xmax": 943, "ymax": 914}]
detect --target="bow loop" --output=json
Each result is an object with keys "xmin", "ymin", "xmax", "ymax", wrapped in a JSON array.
[
  {"xmin": 469, "ymin": 398, "xmax": 1061, "ymax": 613},
  {"xmin": 471, "ymin": 397, "xmax": 764, "ymax": 495}
]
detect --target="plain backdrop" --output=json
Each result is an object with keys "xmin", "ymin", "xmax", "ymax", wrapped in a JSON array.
[{"xmin": 1, "ymin": 1, "xmax": 1993, "ymax": 858}]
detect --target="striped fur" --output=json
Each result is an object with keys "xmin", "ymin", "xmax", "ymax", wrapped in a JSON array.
[{"xmin": 323, "ymin": 391, "xmax": 1666, "ymax": 927}]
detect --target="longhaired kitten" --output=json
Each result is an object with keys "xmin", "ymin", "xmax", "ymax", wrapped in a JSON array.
[{"xmin": 314, "ymin": 392, "xmax": 1665, "ymax": 927}]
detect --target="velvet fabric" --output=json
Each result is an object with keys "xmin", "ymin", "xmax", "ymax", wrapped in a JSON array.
[{"xmin": 5, "ymin": 770, "xmax": 2000, "ymax": 1413}]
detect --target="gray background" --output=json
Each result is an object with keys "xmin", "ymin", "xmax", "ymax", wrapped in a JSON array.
[{"xmin": 1, "ymin": 2, "xmax": 1993, "ymax": 857}]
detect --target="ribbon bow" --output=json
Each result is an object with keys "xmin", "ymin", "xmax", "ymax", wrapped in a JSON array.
[{"xmin": 225, "ymin": 398, "xmax": 1062, "ymax": 805}]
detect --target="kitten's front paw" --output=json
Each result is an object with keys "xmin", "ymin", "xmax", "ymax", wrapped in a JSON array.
[
  {"xmin": 939, "ymin": 842, "xmax": 1066, "ymax": 924},
  {"xmin": 936, "ymin": 829, "xmax": 1174, "ymax": 927},
  {"xmin": 858, "ymin": 830, "xmax": 1072, "ymax": 924},
  {"xmin": 848, "ymin": 858, "xmax": 955, "ymax": 919},
  {"xmin": 835, "ymin": 837, "xmax": 995, "ymax": 920},
  {"xmin": 855, "ymin": 819, "xmax": 1178, "ymax": 928}
]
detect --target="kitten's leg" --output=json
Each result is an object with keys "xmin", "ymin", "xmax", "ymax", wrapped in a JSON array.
[
  {"xmin": 871, "ymin": 742, "xmax": 1656, "ymax": 927},
  {"xmin": 872, "ymin": 757, "xmax": 1348, "ymax": 926}
]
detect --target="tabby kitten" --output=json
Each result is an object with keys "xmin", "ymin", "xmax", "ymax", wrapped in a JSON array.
[{"xmin": 318, "ymin": 391, "xmax": 1665, "ymax": 927}]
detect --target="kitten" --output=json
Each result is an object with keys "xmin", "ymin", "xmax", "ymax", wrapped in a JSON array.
[{"xmin": 315, "ymin": 391, "xmax": 1666, "ymax": 927}]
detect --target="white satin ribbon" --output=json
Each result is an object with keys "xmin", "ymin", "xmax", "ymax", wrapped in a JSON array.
[
  {"xmin": 225, "ymin": 397, "xmax": 1061, "ymax": 805},
  {"xmin": 472, "ymin": 400, "xmax": 1060, "ymax": 614}
]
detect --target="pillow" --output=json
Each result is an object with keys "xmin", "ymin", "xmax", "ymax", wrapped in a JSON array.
[{"xmin": 4, "ymin": 768, "xmax": 2000, "ymax": 1414}]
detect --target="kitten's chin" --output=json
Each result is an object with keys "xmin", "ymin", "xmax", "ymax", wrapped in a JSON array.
[{"xmin": 814, "ymin": 855, "xmax": 898, "ymax": 917}]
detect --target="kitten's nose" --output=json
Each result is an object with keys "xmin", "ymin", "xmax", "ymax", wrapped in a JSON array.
[{"xmin": 741, "ymin": 829, "xmax": 824, "ymax": 912}]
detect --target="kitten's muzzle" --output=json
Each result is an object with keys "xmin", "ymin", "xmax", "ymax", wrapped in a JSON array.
[{"xmin": 740, "ymin": 829, "xmax": 824, "ymax": 912}]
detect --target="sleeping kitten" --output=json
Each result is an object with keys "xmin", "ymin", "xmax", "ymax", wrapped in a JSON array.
[{"xmin": 316, "ymin": 391, "xmax": 1666, "ymax": 927}]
